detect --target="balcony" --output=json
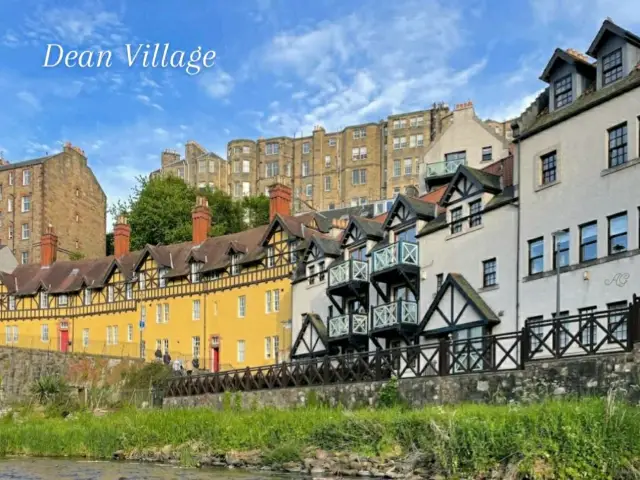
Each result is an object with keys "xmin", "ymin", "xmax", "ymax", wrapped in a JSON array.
[
  {"xmin": 423, "ymin": 158, "xmax": 466, "ymax": 190},
  {"xmin": 370, "ymin": 241, "xmax": 419, "ymax": 285},
  {"xmin": 327, "ymin": 259, "xmax": 369, "ymax": 297},
  {"xmin": 371, "ymin": 300, "xmax": 419, "ymax": 337},
  {"xmin": 328, "ymin": 313, "xmax": 369, "ymax": 346}
]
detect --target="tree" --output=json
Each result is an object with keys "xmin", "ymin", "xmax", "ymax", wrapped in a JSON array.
[
  {"xmin": 109, "ymin": 176, "xmax": 269, "ymax": 250},
  {"xmin": 106, "ymin": 232, "xmax": 114, "ymax": 256}
]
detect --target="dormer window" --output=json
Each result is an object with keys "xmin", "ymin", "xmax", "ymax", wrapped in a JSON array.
[
  {"xmin": 84, "ymin": 288, "xmax": 92, "ymax": 306},
  {"xmin": 469, "ymin": 200, "xmax": 482, "ymax": 227},
  {"xmin": 350, "ymin": 245, "xmax": 367, "ymax": 261},
  {"xmin": 126, "ymin": 283, "xmax": 133, "ymax": 300},
  {"xmin": 308, "ymin": 265, "xmax": 316, "ymax": 285},
  {"xmin": 450, "ymin": 207, "xmax": 463, "ymax": 234},
  {"xmin": 266, "ymin": 246, "xmax": 275, "ymax": 268},
  {"xmin": 602, "ymin": 48, "xmax": 623, "ymax": 86},
  {"xmin": 231, "ymin": 255, "xmax": 240, "ymax": 275},
  {"xmin": 58, "ymin": 294, "xmax": 68, "ymax": 307},
  {"xmin": 289, "ymin": 244, "xmax": 297, "ymax": 264},
  {"xmin": 139, "ymin": 272, "xmax": 146, "ymax": 290},
  {"xmin": 158, "ymin": 268, "xmax": 168, "ymax": 287},
  {"xmin": 190, "ymin": 262, "xmax": 201, "ymax": 283},
  {"xmin": 40, "ymin": 291, "xmax": 48, "ymax": 309},
  {"xmin": 554, "ymin": 74, "xmax": 572, "ymax": 109},
  {"xmin": 107, "ymin": 285, "xmax": 114, "ymax": 303},
  {"xmin": 8, "ymin": 295, "xmax": 15, "ymax": 311},
  {"xmin": 395, "ymin": 228, "xmax": 417, "ymax": 244}
]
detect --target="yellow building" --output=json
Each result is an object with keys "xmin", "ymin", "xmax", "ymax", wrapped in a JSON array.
[{"xmin": 0, "ymin": 184, "xmax": 328, "ymax": 371}]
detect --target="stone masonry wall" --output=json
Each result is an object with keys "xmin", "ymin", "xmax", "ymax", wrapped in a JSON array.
[
  {"xmin": 164, "ymin": 347, "xmax": 640, "ymax": 409},
  {"xmin": 0, "ymin": 346, "xmax": 142, "ymax": 404}
]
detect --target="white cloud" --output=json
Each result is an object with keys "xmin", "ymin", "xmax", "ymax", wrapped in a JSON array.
[
  {"xmin": 136, "ymin": 94, "xmax": 164, "ymax": 111},
  {"xmin": 531, "ymin": 0, "xmax": 640, "ymax": 26},
  {"xmin": 251, "ymin": 0, "xmax": 482, "ymax": 135},
  {"xmin": 483, "ymin": 90, "xmax": 544, "ymax": 122},
  {"xmin": 25, "ymin": 141, "xmax": 55, "ymax": 155},
  {"xmin": 199, "ymin": 68, "xmax": 235, "ymax": 99},
  {"xmin": 17, "ymin": 91, "xmax": 41, "ymax": 110}
]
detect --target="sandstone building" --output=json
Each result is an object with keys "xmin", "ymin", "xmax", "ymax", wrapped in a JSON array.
[
  {"xmin": 0, "ymin": 143, "xmax": 106, "ymax": 263},
  {"xmin": 156, "ymin": 106, "xmax": 513, "ymax": 212}
]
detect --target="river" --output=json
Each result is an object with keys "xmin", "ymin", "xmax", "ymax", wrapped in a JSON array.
[{"xmin": 0, "ymin": 458, "xmax": 291, "ymax": 480}]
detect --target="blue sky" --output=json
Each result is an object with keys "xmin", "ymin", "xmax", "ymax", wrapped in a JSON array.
[{"xmin": 1, "ymin": 0, "xmax": 639, "ymax": 224}]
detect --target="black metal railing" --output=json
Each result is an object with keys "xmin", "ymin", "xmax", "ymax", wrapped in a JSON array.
[{"xmin": 163, "ymin": 297, "xmax": 640, "ymax": 398}]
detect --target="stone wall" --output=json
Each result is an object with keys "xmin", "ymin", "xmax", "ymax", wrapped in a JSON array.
[
  {"xmin": 164, "ymin": 347, "xmax": 640, "ymax": 409},
  {"xmin": 0, "ymin": 346, "xmax": 142, "ymax": 404}
]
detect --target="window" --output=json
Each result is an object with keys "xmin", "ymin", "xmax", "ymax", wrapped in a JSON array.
[
  {"xmin": 242, "ymin": 160, "xmax": 250, "ymax": 173},
  {"xmin": 436, "ymin": 273, "xmax": 443, "ymax": 291},
  {"xmin": 324, "ymin": 176, "xmax": 331, "ymax": 192},
  {"xmin": 450, "ymin": 207, "xmax": 463, "ymax": 234},
  {"xmin": 324, "ymin": 155, "xmax": 331, "ymax": 168},
  {"xmin": 141, "ymin": 305, "xmax": 146, "ymax": 324},
  {"xmin": 308, "ymin": 265, "xmax": 316, "ymax": 285},
  {"xmin": 285, "ymin": 163, "xmax": 291, "ymax": 176},
  {"xmin": 198, "ymin": 160, "xmax": 205, "ymax": 173},
  {"xmin": 265, "ymin": 290, "xmax": 272, "ymax": 313},
  {"xmin": 242, "ymin": 182, "xmax": 250, "ymax": 197},
  {"xmin": 164, "ymin": 303, "xmax": 169, "ymax": 323},
  {"xmin": 7, "ymin": 226, "xmax": 12, "ymax": 241},
  {"xmin": 238, "ymin": 295, "xmax": 246, "ymax": 317},
  {"xmin": 416, "ymin": 134, "xmax": 424, "ymax": 146},
  {"xmin": 608, "ymin": 123, "xmax": 627, "ymax": 168},
  {"xmin": 608, "ymin": 213, "xmax": 627, "ymax": 254},
  {"xmin": 192, "ymin": 299, "xmax": 201, "ymax": 320},
  {"xmin": 393, "ymin": 138, "xmax": 400, "ymax": 150},
  {"xmin": 265, "ymin": 161, "xmax": 279, "ymax": 178},
  {"xmin": 128, "ymin": 324, "xmax": 133, "ymax": 342},
  {"xmin": 190, "ymin": 262, "xmax": 201, "ymax": 283},
  {"xmin": 353, "ymin": 127, "xmax": 366, "ymax": 139},
  {"xmin": 553, "ymin": 229, "xmax": 570, "ymax": 269},
  {"xmin": 82, "ymin": 328, "xmax": 89, "ymax": 348},
  {"xmin": 106, "ymin": 326, "xmax": 113, "ymax": 345},
  {"xmin": 302, "ymin": 161, "xmax": 310, "ymax": 177},
  {"xmin": 7, "ymin": 198, "xmax": 11, "ymax": 213},
  {"xmin": 139, "ymin": 273, "xmax": 146, "ymax": 290},
  {"xmin": 305, "ymin": 184, "xmax": 312, "ymax": 197},
  {"xmin": 156, "ymin": 304, "xmax": 162, "ymax": 323},
  {"xmin": 113, "ymin": 326, "xmax": 119, "ymax": 345},
  {"xmin": 352, "ymin": 169, "xmax": 366, "ymax": 185},
  {"xmin": 393, "ymin": 159, "xmax": 401, "ymax": 177},
  {"xmin": 233, "ymin": 161, "xmax": 241, "ymax": 174},
  {"xmin": 481, "ymin": 146, "xmax": 492, "ymax": 162},
  {"xmin": 482, "ymin": 258, "xmax": 497, "ymax": 287},
  {"xmin": 159, "ymin": 268, "xmax": 167, "ymax": 287},
  {"xmin": 21, "ymin": 196, "xmax": 30, "ymax": 213},
  {"xmin": 352, "ymin": 147, "xmax": 367, "ymax": 160},
  {"xmin": 209, "ymin": 160, "xmax": 215, "ymax": 173},
  {"xmin": 602, "ymin": 48, "xmax": 623, "ymax": 86},
  {"xmin": 177, "ymin": 167, "xmax": 184, "ymax": 179},
  {"xmin": 21, "ymin": 223, "xmax": 29, "ymax": 240},
  {"xmin": 8, "ymin": 296, "xmax": 15, "ymax": 311},
  {"xmin": 554, "ymin": 74, "xmax": 572, "ymax": 109},
  {"xmin": 84, "ymin": 289, "xmax": 91, "ymax": 305},
  {"xmin": 445, "ymin": 151, "xmax": 466, "ymax": 166},
  {"xmin": 580, "ymin": 222, "xmax": 597, "ymax": 262},
  {"xmin": 409, "ymin": 135, "xmax": 416, "ymax": 148},
  {"xmin": 578, "ymin": 306, "xmax": 597, "ymax": 347},
  {"xmin": 400, "ymin": 137, "xmax": 407, "ymax": 148},
  {"xmin": 328, "ymin": 138, "xmax": 336, "ymax": 146},
  {"xmin": 527, "ymin": 316, "xmax": 544, "ymax": 352},
  {"xmin": 404, "ymin": 158, "xmax": 412, "ymax": 175},
  {"xmin": 607, "ymin": 301, "xmax": 628, "ymax": 342},
  {"xmin": 273, "ymin": 289, "xmax": 280, "ymax": 311},
  {"xmin": 265, "ymin": 142, "xmax": 279, "ymax": 155},
  {"xmin": 540, "ymin": 151, "xmax": 557, "ymax": 185},
  {"xmin": 0, "ymin": 185, "xmax": 3, "ymax": 200},
  {"xmin": 41, "ymin": 324, "xmax": 49, "ymax": 342},
  {"xmin": 107, "ymin": 285, "xmax": 114, "ymax": 303},
  {"xmin": 22, "ymin": 169, "xmax": 31, "ymax": 186},
  {"xmin": 192, "ymin": 336, "xmax": 201, "ymax": 360},
  {"xmin": 266, "ymin": 246, "xmax": 275, "ymax": 268},
  {"xmin": 302, "ymin": 142, "xmax": 310, "ymax": 154},
  {"xmin": 40, "ymin": 291, "xmax": 48, "ymax": 309},
  {"xmin": 237, "ymin": 340, "xmax": 246, "ymax": 362},
  {"xmin": 265, "ymin": 337, "xmax": 272, "ymax": 359},
  {"xmin": 552, "ymin": 311, "xmax": 571, "ymax": 348},
  {"xmin": 57, "ymin": 294, "xmax": 68, "ymax": 306},
  {"xmin": 21, "ymin": 252, "xmax": 28, "ymax": 265},
  {"xmin": 163, "ymin": 338, "xmax": 169, "ymax": 354},
  {"xmin": 8, "ymin": 172, "xmax": 13, "ymax": 185},
  {"xmin": 469, "ymin": 200, "xmax": 482, "ymax": 227},
  {"xmin": 528, "ymin": 238, "xmax": 544, "ymax": 275}
]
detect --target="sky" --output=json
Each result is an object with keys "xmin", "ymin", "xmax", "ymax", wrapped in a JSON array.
[{"xmin": 1, "ymin": 0, "xmax": 639, "ymax": 227}]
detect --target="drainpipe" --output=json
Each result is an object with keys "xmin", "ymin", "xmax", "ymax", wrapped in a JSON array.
[{"xmin": 513, "ymin": 122, "xmax": 522, "ymax": 331}]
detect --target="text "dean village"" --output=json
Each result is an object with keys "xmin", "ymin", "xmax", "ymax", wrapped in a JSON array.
[{"xmin": 43, "ymin": 43, "xmax": 216, "ymax": 75}]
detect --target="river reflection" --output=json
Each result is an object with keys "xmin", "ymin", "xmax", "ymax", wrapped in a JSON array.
[{"xmin": 0, "ymin": 458, "xmax": 289, "ymax": 480}]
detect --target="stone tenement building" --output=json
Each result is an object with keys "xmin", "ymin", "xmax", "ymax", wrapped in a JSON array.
[
  {"xmin": 0, "ymin": 143, "xmax": 106, "ymax": 263},
  {"xmin": 155, "ymin": 106, "xmax": 513, "ymax": 213}
]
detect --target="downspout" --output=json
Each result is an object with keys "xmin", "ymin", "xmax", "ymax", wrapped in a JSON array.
[
  {"xmin": 203, "ymin": 288, "xmax": 208, "ymax": 371},
  {"xmin": 514, "ymin": 129, "xmax": 522, "ymax": 332}
]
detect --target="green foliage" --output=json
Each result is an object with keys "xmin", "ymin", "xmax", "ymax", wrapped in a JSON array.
[
  {"xmin": 377, "ymin": 377, "xmax": 403, "ymax": 408},
  {"xmin": 242, "ymin": 195, "xmax": 270, "ymax": 228},
  {"xmin": 1, "ymin": 399, "xmax": 639, "ymax": 478},
  {"xmin": 109, "ymin": 176, "xmax": 269, "ymax": 250},
  {"xmin": 222, "ymin": 391, "xmax": 232, "ymax": 411},
  {"xmin": 30, "ymin": 376, "xmax": 70, "ymax": 406},
  {"xmin": 232, "ymin": 392, "xmax": 243, "ymax": 411},
  {"xmin": 121, "ymin": 362, "xmax": 171, "ymax": 391},
  {"xmin": 105, "ymin": 232, "xmax": 114, "ymax": 256},
  {"xmin": 68, "ymin": 251, "xmax": 85, "ymax": 261}
]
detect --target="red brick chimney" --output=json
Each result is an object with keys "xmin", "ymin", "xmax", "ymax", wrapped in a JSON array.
[
  {"xmin": 269, "ymin": 183, "xmax": 292, "ymax": 220},
  {"xmin": 192, "ymin": 196, "xmax": 211, "ymax": 244},
  {"xmin": 41, "ymin": 224, "xmax": 58, "ymax": 267},
  {"xmin": 114, "ymin": 215, "xmax": 131, "ymax": 258}
]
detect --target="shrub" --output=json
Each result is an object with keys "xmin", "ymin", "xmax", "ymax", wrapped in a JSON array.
[{"xmin": 377, "ymin": 377, "xmax": 404, "ymax": 408}]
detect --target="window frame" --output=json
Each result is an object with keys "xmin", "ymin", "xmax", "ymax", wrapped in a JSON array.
[
  {"xmin": 607, "ymin": 300, "xmax": 628, "ymax": 343},
  {"xmin": 469, "ymin": 200, "xmax": 482, "ymax": 227},
  {"xmin": 602, "ymin": 48, "xmax": 623, "ymax": 86},
  {"xmin": 481, "ymin": 146, "xmax": 492, "ymax": 162},
  {"xmin": 482, "ymin": 258, "xmax": 497, "ymax": 287},
  {"xmin": 238, "ymin": 295, "xmax": 246, "ymax": 318},
  {"xmin": 553, "ymin": 74, "xmax": 572, "ymax": 109},
  {"xmin": 540, "ymin": 151, "xmax": 557, "ymax": 185},
  {"xmin": 528, "ymin": 237, "xmax": 544, "ymax": 275},
  {"xmin": 552, "ymin": 229, "xmax": 570, "ymax": 269},
  {"xmin": 450, "ymin": 207, "xmax": 463, "ymax": 234},
  {"xmin": 579, "ymin": 221, "xmax": 598, "ymax": 263},
  {"xmin": 608, "ymin": 122, "xmax": 628, "ymax": 168},
  {"xmin": 608, "ymin": 212, "xmax": 628, "ymax": 255}
]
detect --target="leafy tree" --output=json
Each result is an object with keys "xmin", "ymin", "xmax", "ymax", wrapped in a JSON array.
[
  {"xmin": 109, "ymin": 175, "xmax": 268, "ymax": 250},
  {"xmin": 106, "ymin": 232, "xmax": 114, "ymax": 256}
]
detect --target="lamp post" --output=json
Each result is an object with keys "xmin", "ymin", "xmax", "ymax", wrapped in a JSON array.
[{"xmin": 551, "ymin": 230, "xmax": 564, "ymax": 317}]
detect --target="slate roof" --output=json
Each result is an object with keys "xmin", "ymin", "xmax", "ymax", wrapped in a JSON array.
[
  {"xmin": 449, "ymin": 273, "xmax": 499, "ymax": 323},
  {"xmin": 539, "ymin": 48, "xmax": 596, "ymax": 82},
  {"xmin": 352, "ymin": 216, "xmax": 385, "ymax": 239}
]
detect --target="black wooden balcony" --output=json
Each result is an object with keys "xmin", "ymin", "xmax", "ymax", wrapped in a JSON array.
[
  {"xmin": 327, "ymin": 312, "xmax": 370, "ymax": 349},
  {"xmin": 370, "ymin": 299, "xmax": 420, "ymax": 338},
  {"xmin": 370, "ymin": 241, "xmax": 419, "ymax": 286},
  {"xmin": 327, "ymin": 258, "xmax": 369, "ymax": 298}
]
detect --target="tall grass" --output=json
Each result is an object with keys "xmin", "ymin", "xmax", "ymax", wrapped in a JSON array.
[{"xmin": 0, "ymin": 398, "xmax": 639, "ymax": 478}]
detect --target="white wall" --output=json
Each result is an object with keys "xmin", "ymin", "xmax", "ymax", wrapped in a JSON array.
[
  {"xmin": 291, "ymin": 269, "xmax": 332, "ymax": 346},
  {"xmin": 519, "ymin": 86, "xmax": 640, "ymax": 321},
  {"xmin": 420, "ymin": 200, "xmax": 518, "ymax": 334}
]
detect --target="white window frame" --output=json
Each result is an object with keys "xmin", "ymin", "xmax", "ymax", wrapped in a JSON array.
[
  {"xmin": 274, "ymin": 289, "xmax": 280, "ymax": 312},
  {"xmin": 265, "ymin": 143, "xmax": 279, "ymax": 155},
  {"xmin": 193, "ymin": 299, "xmax": 201, "ymax": 320},
  {"xmin": 324, "ymin": 176, "xmax": 331, "ymax": 192},
  {"xmin": 156, "ymin": 304, "xmax": 163, "ymax": 323},
  {"xmin": 324, "ymin": 155, "xmax": 331, "ymax": 168},
  {"xmin": 208, "ymin": 160, "xmax": 215, "ymax": 173},
  {"xmin": 40, "ymin": 291, "xmax": 48, "ymax": 309},
  {"xmin": 159, "ymin": 268, "xmax": 167, "ymax": 288},
  {"xmin": 57, "ymin": 294, "xmax": 68, "ymax": 307},
  {"xmin": 21, "ymin": 196, "xmax": 30, "ymax": 213},
  {"xmin": 237, "ymin": 340, "xmax": 246, "ymax": 362},
  {"xmin": 84, "ymin": 288, "xmax": 92, "ymax": 305},
  {"xmin": 265, "ymin": 337, "xmax": 272, "ymax": 360},
  {"xmin": 231, "ymin": 255, "xmax": 240, "ymax": 275},
  {"xmin": 126, "ymin": 283, "xmax": 133, "ymax": 300},
  {"xmin": 127, "ymin": 324, "xmax": 133, "ymax": 342},
  {"xmin": 242, "ymin": 160, "xmax": 250, "ymax": 173},
  {"xmin": 107, "ymin": 285, "xmax": 114, "ymax": 303},
  {"xmin": 266, "ymin": 246, "xmax": 275, "ymax": 268},
  {"xmin": 139, "ymin": 272, "xmax": 146, "ymax": 290},
  {"xmin": 22, "ymin": 170, "xmax": 30, "ymax": 186},
  {"xmin": 302, "ymin": 142, "xmax": 310, "ymax": 154},
  {"xmin": 164, "ymin": 303, "xmax": 169, "ymax": 323},
  {"xmin": 305, "ymin": 184, "xmax": 312, "ymax": 197},
  {"xmin": 8, "ymin": 296, "xmax": 15, "ymax": 311},
  {"xmin": 192, "ymin": 336, "xmax": 201, "ymax": 359},
  {"xmin": 21, "ymin": 223, "xmax": 29, "ymax": 240},
  {"xmin": 238, "ymin": 295, "xmax": 246, "ymax": 318},
  {"xmin": 82, "ymin": 328, "xmax": 89, "ymax": 348},
  {"xmin": 41, "ymin": 324, "xmax": 49, "ymax": 342},
  {"xmin": 265, "ymin": 290, "xmax": 272, "ymax": 313}
]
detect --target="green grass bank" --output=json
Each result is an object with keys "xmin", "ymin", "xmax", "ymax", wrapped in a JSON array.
[{"xmin": 1, "ymin": 398, "xmax": 639, "ymax": 479}]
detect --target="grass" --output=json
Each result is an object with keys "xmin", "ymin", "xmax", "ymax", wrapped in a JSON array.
[{"xmin": 0, "ymin": 398, "xmax": 639, "ymax": 478}]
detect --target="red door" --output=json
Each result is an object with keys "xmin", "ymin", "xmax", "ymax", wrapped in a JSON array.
[
  {"xmin": 59, "ymin": 329, "xmax": 69, "ymax": 353},
  {"xmin": 211, "ymin": 347, "xmax": 220, "ymax": 372}
]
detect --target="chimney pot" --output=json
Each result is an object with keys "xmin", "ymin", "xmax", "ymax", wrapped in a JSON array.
[
  {"xmin": 268, "ymin": 183, "xmax": 292, "ymax": 220},
  {"xmin": 192, "ymin": 196, "xmax": 211, "ymax": 244},
  {"xmin": 114, "ymin": 215, "xmax": 131, "ymax": 258},
  {"xmin": 41, "ymin": 225, "xmax": 58, "ymax": 267}
]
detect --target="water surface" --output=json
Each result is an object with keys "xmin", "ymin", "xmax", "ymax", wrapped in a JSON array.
[{"xmin": 0, "ymin": 458, "xmax": 286, "ymax": 480}]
